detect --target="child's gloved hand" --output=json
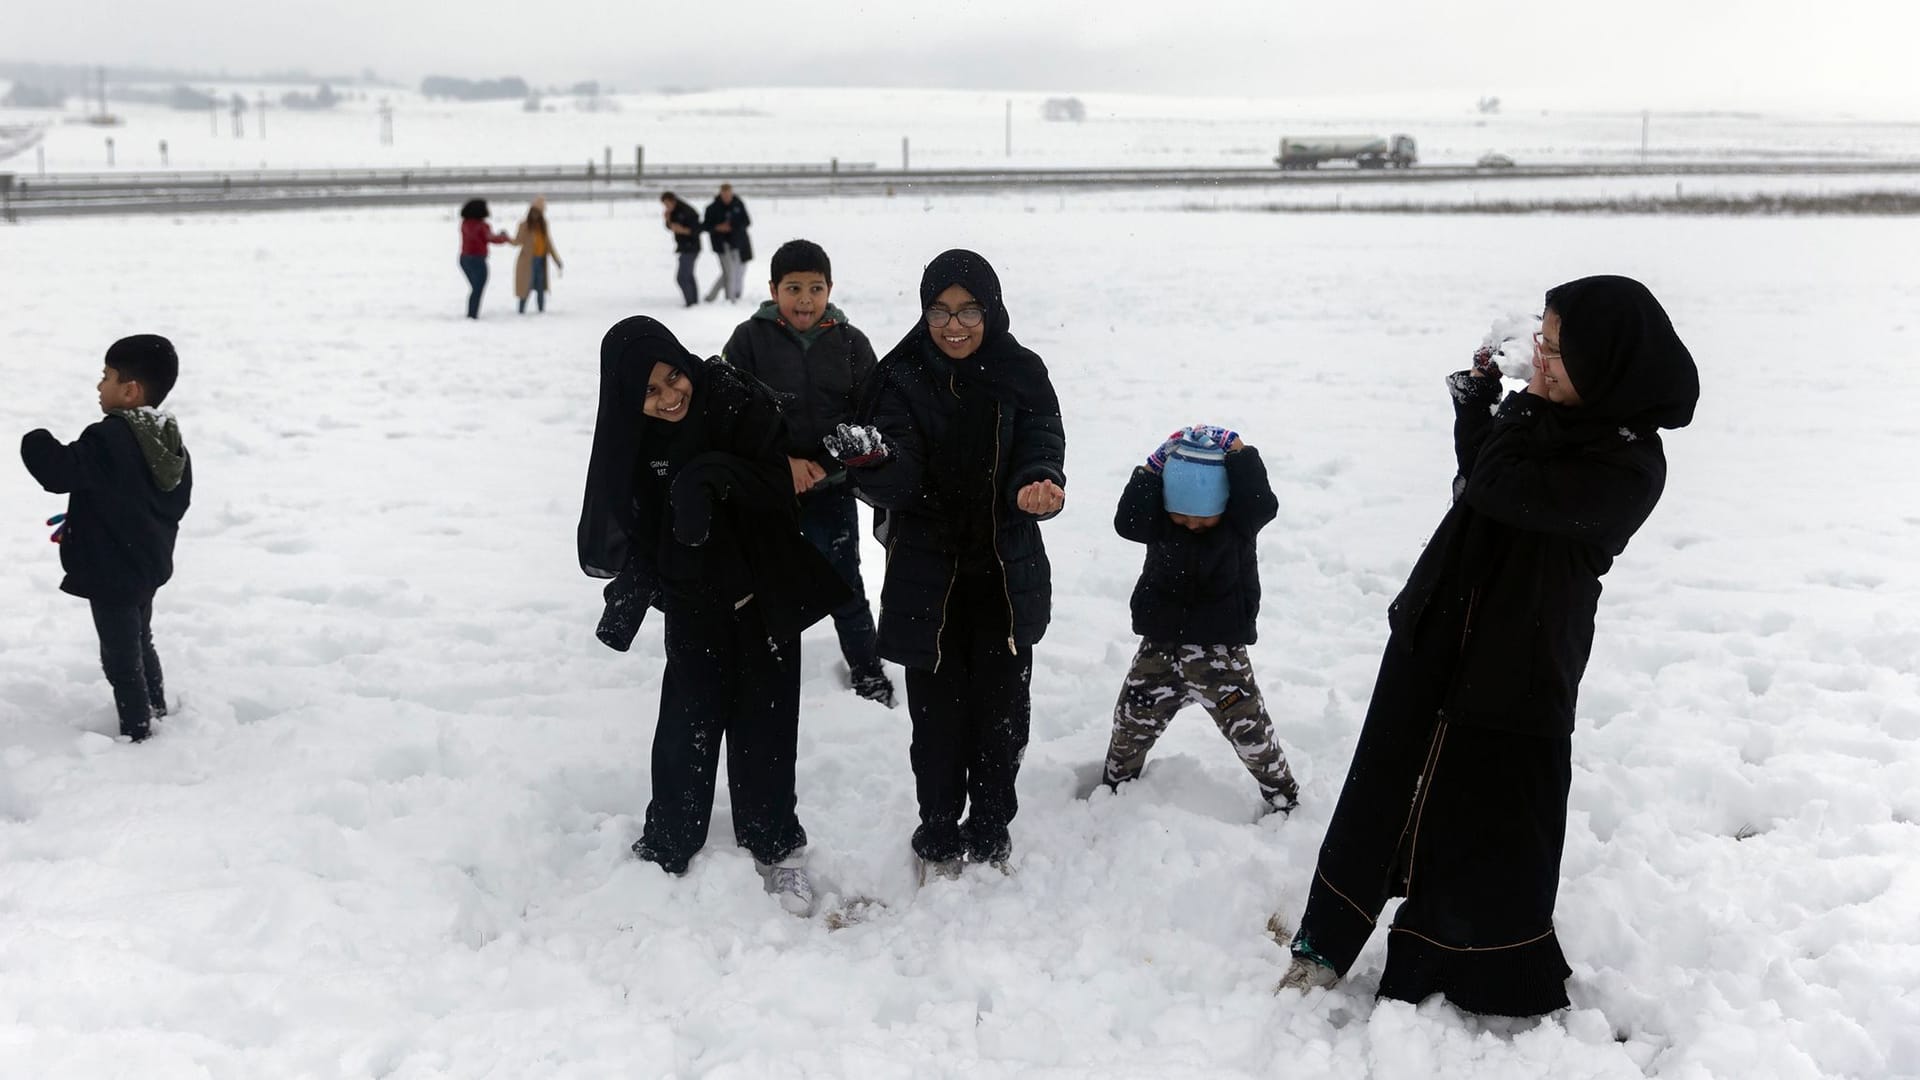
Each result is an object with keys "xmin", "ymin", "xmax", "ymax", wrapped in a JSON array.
[
  {"xmin": 822, "ymin": 423, "xmax": 890, "ymax": 468},
  {"xmin": 46, "ymin": 513, "xmax": 66, "ymax": 544},
  {"xmin": 1144, "ymin": 430, "xmax": 1185, "ymax": 474},
  {"xmin": 1147, "ymin": 425, "xmax": 1241, "ymax": 473}
]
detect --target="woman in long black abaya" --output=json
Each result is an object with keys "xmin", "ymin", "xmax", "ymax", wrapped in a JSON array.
[{"xmin": 1279, "ymin": 276, "xmax": 1700, "ymax": 1016}]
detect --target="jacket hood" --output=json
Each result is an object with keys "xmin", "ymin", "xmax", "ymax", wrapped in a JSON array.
[
  {"xmin": 1546, "ymin": 275, "xmax": 1699, "ymax": 431},
  {"xmin": 110, "ymin": 407, "xmax": 188, "ymax": 492}
]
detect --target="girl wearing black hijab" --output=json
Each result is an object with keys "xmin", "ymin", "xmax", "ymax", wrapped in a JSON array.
[
  {"xmin": 577, "ymin": 315, "xmax": 848, "ymax": 913},
  {"xmin": 1278, "ymin": 276, "xmax": 1700, "ymax": 1016},
  {"xmin": 824, "ymin": 250, "xmax": 1066, "ymax": 877}
]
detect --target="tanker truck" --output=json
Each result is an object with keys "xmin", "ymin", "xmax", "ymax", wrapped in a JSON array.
[{"xmin": 1276, "ymin": 134, "xmax": 1418, "ymax": 170}]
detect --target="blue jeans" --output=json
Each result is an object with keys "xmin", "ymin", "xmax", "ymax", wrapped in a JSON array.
[
  {"xmin": 460, "ymin": 255, "xmax": 487, "ymax": 318},
  {"xmin": 798, "ymin": 484, "xmax": 880, "ymax": 670},
  {"xmin": 675, "ymin": 251, "xmax": 699, "ymax": 306},
  {"xmin": 520, "ymin": 256, "xmax": 547, "ymax": 313}
]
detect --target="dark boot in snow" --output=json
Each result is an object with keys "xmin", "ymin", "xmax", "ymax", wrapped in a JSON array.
[{"xmin": 963, "ymin": 823, "xmax": 1011, "ymax": 870}]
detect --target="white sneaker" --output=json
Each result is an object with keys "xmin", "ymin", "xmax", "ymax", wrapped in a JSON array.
[
  {"xmin": 1276, "ymin": 955, "xmax": 1339, "ymax": 994},
  {"xmin": 916, "ymin": 857, "xmax": 964, "ymax": 886},
  {"xmin": 758, "ymin": 855, "xmax": 815, "ymax": 917}
]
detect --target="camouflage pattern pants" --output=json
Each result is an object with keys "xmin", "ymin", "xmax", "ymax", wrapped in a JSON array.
[{"xmin": 1104, "ymin": 641, "xmax": 1299, "ymax": 808}]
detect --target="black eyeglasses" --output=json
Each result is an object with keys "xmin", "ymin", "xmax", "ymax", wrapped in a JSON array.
[{"xmin": 925, "ymin": 306, "xmax": 986, "ymax": 329}]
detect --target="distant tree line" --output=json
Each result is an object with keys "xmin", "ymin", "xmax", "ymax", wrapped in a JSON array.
[
  {"xmin": 421, "ymin": 75, "xmax": 530, "ymax": 101},
  {"xmin": 2, "ymin": 83, "xmax": 66, "ymax": 108}
]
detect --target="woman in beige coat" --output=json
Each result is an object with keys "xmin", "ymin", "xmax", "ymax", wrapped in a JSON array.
[{"xmin": 512, "ymin": 197, "xmax": 564, "ymax": 313}]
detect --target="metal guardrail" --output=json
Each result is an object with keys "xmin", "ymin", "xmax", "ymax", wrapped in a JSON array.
[{"xmin": 6, "ymin": 160, "xmax": 1920, "ymax": 221}]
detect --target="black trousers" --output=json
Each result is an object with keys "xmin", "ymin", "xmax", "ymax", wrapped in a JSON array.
[
  {"xmin": 904, "ymin": 573, "xmax": 1032, "ymax": 861},
  {"xmin": 797, "ymin": 485, "xmax": 880, "ymax": 671},
  {"xmin": 1294, "ymin": 634, "xmax": 1573, "ymax": 1016},
  {"xmin": 90, "ymin": 599, "xmax": 164, "ymax": 740},
  {"xmin": 636, "ymin": 601, "xmax": 807, "ymax": 874}
]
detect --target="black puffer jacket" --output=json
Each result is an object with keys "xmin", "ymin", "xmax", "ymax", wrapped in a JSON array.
[
  {"xmin": 21, "ymin": 414, "xmax": 193, "ymax": 604},
  {"xmin": 722, "ymin": 302, "xmax": 877, "ymax": 475},
  {"xmin": 1115, "ymin": 448, "xmax": 1278, "ymax": 646},
  {"xmin": 856, "ymin": 347, "xmax": 1065, "ymax": 670},
  {"xmin": 665, "ymin": 202, "xmax": 702, "ymax": 255},
  {"xmin": 1386, "ymin": 275, "xmax": 1699, "ymax": 736}
]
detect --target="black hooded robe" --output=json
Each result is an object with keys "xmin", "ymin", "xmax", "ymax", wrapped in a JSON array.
[
  {"xmin": 848, "ymin": 249, "xmax": 1066, "ymax": 864},
  {"xmin": 577, "ymin": 316, "xmax": 849, "ymax": 874},
  {"xmin": 1291, "ymin": 276, "xmax": 1701, "ymax": 1017}
]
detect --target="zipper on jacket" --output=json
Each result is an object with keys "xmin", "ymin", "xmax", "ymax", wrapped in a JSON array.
[{"xmin": 990, "ymin": 400, "xmax": 1018, "ymax": 655}]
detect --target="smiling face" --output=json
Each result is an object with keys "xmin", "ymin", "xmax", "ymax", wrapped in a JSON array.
[
  {"xmin": 926, "ymin": 284, "xmax": 986, "ymax": 361},
  {"xmin": 1535, "ymin": 308, "xmax": 1584, "ymax": 407},
  {"xmin": 641, "ymin": 363, "xmax": 693, "ymax": 422},
  {"xmin": 774, "ymin": 271, "xmax": 832, "ymax": 333}
]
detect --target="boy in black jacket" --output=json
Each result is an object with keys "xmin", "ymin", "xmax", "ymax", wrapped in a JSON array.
[
  {"xmin": 578, "ymin": 316, "xmax": 849, "ymax": 915},
  {"xmin": 21, "ymin": 335, "xmax": 193, "ymax": 742},
  {"xmin": 722, "ymin": 239, "xmax": 895, "ymax": 707},
  {"xmin": 1102, "ymin": 425, "xmax": 1298, "ymax": 813}
]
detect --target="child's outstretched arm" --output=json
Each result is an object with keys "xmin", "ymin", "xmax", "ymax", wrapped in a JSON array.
[{"xmin": 20, "ymin": 426, "xmax": 109, "ymax": 494}]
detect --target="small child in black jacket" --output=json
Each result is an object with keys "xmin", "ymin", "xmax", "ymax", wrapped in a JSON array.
[
  {"xmin": 721, "ymin": 239, "xmax": 894, "ymax": 707},
  {"xmin": 1102, "ymin": 425, "xmax": 1298, "ymax": 812},
  {"xmin": 20, "ymin": 335, "xmax": 193, "ymax": 742}
]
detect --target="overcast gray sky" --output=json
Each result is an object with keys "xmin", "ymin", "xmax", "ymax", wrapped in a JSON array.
[{"xmin": 10, "ymin": 0, "xmax": 1916, "ymax": 110}]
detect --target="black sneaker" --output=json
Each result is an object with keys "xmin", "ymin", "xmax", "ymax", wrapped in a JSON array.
[{"xmin": 851, "ymin": 665, "xmax": 896, "ymax": 708}]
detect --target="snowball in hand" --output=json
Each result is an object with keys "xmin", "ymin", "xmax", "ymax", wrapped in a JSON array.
[{"xmin": 1481, "ymin": 312, "xmax": 1540, "ymax": 381}]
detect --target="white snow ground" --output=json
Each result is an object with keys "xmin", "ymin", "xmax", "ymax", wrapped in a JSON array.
[{"xmin": 2, "ymin": 196, "xmax": 1918, "ymax": 1079}]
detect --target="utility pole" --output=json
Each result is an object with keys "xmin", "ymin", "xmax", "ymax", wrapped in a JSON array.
[
  {"xmin": 105, "ymin": 137, "xmax": 115, "ymax": 167},
  {"xmin": 604, "ymin": 145, "xmax": 612, "ymax": 185},
  {"xmin": 1640, "ymin": 110, "xmax": 1649, "ymax": 165},
  {"xmin": 378, "ymin": 99, "xmax": 394, "ymax": 145},
  {"xmin": 1004, "ymin": 99, "xmax": 1012, "ymax": 158},
  {"xmin": 902, "ymin": 136, "xmax": 910, "ymax": 170},
  {"xmin": 209, "ymin": 94, "xmax": 218, "ymax": 136},
  {"xmin": 258, "ymin": 92, "xmax": 268, "ymax": 139}
]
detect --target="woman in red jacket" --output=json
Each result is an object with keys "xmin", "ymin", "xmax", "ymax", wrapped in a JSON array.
[{"xmin": 459, "ymin": 199, "xmax": 511, "ymax": 319}]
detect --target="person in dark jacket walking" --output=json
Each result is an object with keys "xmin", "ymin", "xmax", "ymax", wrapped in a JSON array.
[
  {"xmin": 723, "ymin": 239, "xmax": 894, "ymax": 707},
  {"xmin": 1102, "ymin": 424, "xmax": 1299, "ymax": 813},
  {"xmin": 660, "ymin": 192, "xmax": 703, "ymax": 307},
  {"xmin": 701, "ymin": 184, "xmax": 752, "ymax": 303},
  {"xmin": 20, "ymin": 334, "xmax": 194, "ymax": 742},
  {"xmin": 1277, "ymin": 276, "xmax": 1700, "ymax": 1016},
  {"xmin": 458, "ymin": 198, "xmax": 512, "ymax": 319},
  {"xmin": 577, "ymin": 315, "xmax": 850, "ymax": 914},
  {"xmin": 824, "ymin": 249, "xmax": 1066, "ymax": 879}
]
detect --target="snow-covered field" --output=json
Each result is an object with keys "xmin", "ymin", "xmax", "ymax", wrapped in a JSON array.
[
  {"xmin": 2, "ymin": 196, "xmax": 1918, "ymax": 1078},
  {"xmin": 5, "ymin": 85, "xmax": 1920, "ymax": 175}
]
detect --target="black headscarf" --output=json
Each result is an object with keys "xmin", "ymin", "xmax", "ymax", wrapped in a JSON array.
[
  {"xmin": 577, "ymin": 315, "xmax": 705, "ymax": 578},
  {"xmin": 1545, "ymin": 275, "xmax": 1699, "ymax": 432},
  {"xmin": 879, "ymin": 248, "xmax": 1061, "ymax": 416}
]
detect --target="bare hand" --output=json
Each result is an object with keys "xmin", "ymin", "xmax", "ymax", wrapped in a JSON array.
[
  {"xmin": 1016, "ymin": 479, "xmax": 1065, "ymax": 516},
  {"xmin": 790, "ymin": 456, "xmax": 826, "ymax": 494}
]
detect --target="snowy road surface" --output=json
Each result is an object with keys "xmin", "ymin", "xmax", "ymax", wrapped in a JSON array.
[{"xmin": 2, "ymin": 197, "xmax": 1917, "ymax": 1078}]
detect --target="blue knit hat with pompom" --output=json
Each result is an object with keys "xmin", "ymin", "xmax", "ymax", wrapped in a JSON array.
[{"xmin": 1162, "ymin": 433, "xmax": 1229, "ymax": 516}]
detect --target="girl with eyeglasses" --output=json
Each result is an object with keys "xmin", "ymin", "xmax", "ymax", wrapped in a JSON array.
[
  {"xmin": 1277, "ymin": 276, "xmax": 1700, "ymax": 1016},
  {"xmin": 821, "ymin": 249, "xmax": 1067, "ymax": 881}
]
